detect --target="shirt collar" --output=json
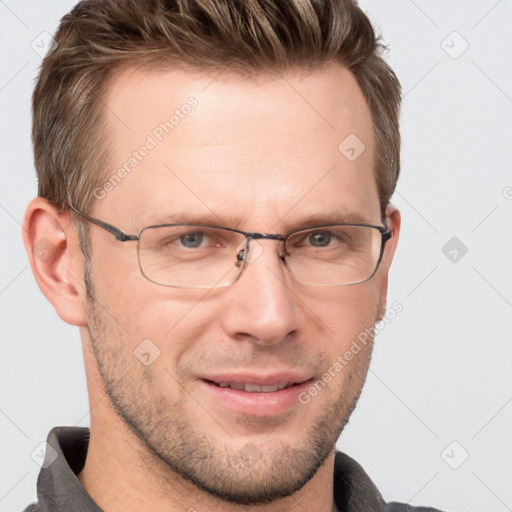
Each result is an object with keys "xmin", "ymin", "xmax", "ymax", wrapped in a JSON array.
[{"xmin": 35, "ymin": 427, "xmax": 101, "ymax": 512}]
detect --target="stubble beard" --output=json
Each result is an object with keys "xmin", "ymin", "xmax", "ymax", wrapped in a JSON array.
[{"xmin": 84, "ymin": 266, "xmax": 374, "ymax": 505}]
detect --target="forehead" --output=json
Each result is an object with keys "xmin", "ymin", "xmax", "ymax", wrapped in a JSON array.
[{"xmin": 98, "ymin": 64, "xmax": 379, "ymax": 229}]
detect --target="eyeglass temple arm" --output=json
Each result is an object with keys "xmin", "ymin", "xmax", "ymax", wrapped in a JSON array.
[{"xmin": 68, "ymin": 204, "xmax": 139, "ymax": 242}]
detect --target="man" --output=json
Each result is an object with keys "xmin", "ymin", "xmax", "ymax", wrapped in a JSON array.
[{"xmin": 21, "ymin": 0, "xmax": 442, "ymax": 510}]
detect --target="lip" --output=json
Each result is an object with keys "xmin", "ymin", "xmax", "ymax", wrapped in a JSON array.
[{"xmin": 197, "ymin": 372, "xmax": 314, "ymax": 417}]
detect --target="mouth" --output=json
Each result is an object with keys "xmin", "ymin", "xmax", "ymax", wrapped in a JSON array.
[{"xmin": 198, "ymin": 375, "xmax": 314, "ymax": 417}]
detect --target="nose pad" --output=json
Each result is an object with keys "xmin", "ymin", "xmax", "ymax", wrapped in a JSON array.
[
  {"xmin": 235, "ymin": 238, "xmax": 265, "ymax": 266},
  {"xmin": 235, "ymin": 240, "xmax": 248, "ymax": 269}
]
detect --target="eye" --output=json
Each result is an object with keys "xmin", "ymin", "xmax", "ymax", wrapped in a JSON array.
[
  {"xmin": 179, "ymin": 232, "xmax": 204, "ymax": 248},
  {"xmin": 308, "ymin": 231, "xmax": 333, "ymax": 247}
]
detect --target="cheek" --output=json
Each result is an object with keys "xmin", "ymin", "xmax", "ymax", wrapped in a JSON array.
[
  {"xmin": 92, "ymin": 267, "xmax": 221, "ymax": 360},
  {"xmin": 90, "ymin": 233, "xmax": 210, "ymax": 332},
  {"xmin": 303, "ymin": 283, "xmax": 381, "ymax": 342}
]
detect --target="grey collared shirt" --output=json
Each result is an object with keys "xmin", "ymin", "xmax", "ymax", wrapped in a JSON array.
[{"xmin": 23, "ymin": 427, "xmax": 443, "ymax": 512}]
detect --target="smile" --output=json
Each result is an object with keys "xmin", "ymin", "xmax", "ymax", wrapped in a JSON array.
[
  {"xmin": 212, "ymin": 381, "xmax": 297, "ymax": 392},
  {"xmin": 199, "ymin": 376, "xmax": 314, "ymax": 417}
]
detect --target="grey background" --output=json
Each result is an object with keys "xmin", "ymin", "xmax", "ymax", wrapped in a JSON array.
[{"xmin": 1, "ymin": 1, "xmax": 511, "ymax": 511}]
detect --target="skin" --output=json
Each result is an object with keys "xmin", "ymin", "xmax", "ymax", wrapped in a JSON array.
[{"xmin": 23, "ymin": 63, "xmax": 400, "ymax": 512}]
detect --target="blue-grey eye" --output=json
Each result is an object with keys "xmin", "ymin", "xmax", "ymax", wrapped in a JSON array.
[
  {"xmin": 180, "ymin": 232, "xmax": 204, "ymax": 248},
  {"xmin": 308, "ymin": 231, "xmax": 332, "ymax": 247}
]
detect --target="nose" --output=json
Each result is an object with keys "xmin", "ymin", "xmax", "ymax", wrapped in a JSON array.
[{"xmin": 220, "ymin": 239, "xmax": 298, "ymax": 346}]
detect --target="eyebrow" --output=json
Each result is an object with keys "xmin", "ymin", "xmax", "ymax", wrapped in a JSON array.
[
  {"xmin": 139, "ymin": 210, "xmax": 236, "ymax": 229},
  {"xmin": 286, "ymin": 211, "xmax": 379, "ymax": 228}
]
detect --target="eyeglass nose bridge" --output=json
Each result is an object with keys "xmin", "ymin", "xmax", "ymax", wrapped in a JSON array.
[{"xmin": 235, "ymin": 232, "xmax": 287, "ymax": 269}]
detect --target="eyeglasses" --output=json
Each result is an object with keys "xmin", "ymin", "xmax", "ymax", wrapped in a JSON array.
[{"xmin": 69, "ymin": 205, "xmax": 392, "ymax": 289}]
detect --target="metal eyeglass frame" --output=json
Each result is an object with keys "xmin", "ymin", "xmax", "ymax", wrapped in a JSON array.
[{"xmin": 68, "ymin": 204, "xmax": 392, "ymax": 288}]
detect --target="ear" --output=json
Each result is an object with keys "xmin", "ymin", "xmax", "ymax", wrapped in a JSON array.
[
  {"xmin": 382, "ymin": 204, "xmax": 401, "ymax": 268},
  {"xmin": 375, "ymin": 204, "xmax": 401, "ymax": 320},
  {"xmin": 22, "ymin": 197, "xmax": 87, "ymax": 326}
]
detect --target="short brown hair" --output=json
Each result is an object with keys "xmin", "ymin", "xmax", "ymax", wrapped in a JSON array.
[{"xmin": 33, "ymin": 0, "xmax": 401, "ymax": 227}]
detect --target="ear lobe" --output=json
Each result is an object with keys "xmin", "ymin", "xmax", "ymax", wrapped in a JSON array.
[{"xmin": 23, "ymin": 197, "xmax": 87, "ymax": 326}]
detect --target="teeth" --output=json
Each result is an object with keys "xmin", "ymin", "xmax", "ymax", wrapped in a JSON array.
[
  {"xmin": 244, "ymin": 383, "xmax": 262, "ymax": 392},
  {"xmin": 215, "ymin": 381, "xmax": 293, "ymax": 392},
  {"xmin": 261, "ymin": 384, "xmax": 279, "ymax": 392}
]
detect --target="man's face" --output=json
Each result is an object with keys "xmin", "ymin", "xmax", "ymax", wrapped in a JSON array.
[{"xmin": 82, "ymin": 64, "xmax": 398, "ymax": 504}]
